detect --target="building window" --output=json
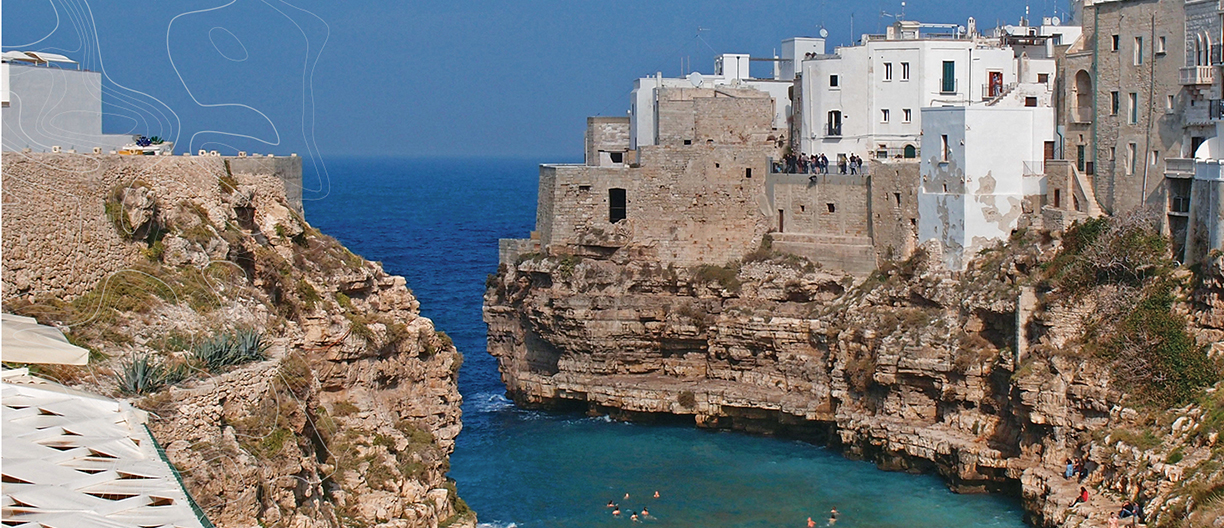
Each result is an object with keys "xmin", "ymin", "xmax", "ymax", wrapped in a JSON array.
[
  {"xmin": 881, "ymin": 109, "xmax": 890, "ymax": 122},
  {"xmin": 1111, "ymin": 91, "xmax": 1120, "ymax": 115},
  {"xmin": 1129, "ymin": 93, "xmax": 1139, "ymax": 124},
  {"xmin": 1134, "ymin": 36, "xmax": 1144, "ymax": 65},
  {"xmin": 901, "ymin": 62, "xmax": 910, "ymax": 80},
  {"xmin": 884, "ymin": 62, "xmax": 893, "ymax": 80},
  {"xmin": 1111, "ymin": 34, "xmax": 1120, "ymax": 51},
  {"xmin": 941, "ymin": 61, "xmax": 956, "ymax": 93},
  {"xmin": 1151, "ymin": 150, "xmax": 1159, "ymax": 166},
  {"xmin": 830, "ymin": 75, "xmax": 839, "ymax": 87},
  {"xmin": 1156, "ymin": 36, "xmax": 1166, "ymax": 55},
  {"xmin": 1126, "ymin": 143, "xmax": 1137, "ymax": 175},
  {"xmin": 826, "ymin": 203, "xmax": 836, "ymax": 213},
  {"xmin": 1166, "ymin": 94, "xmax": 1175, "ymax": 113},
  {"xmin": 1025, "ymin": 97, "xmax": 1038, "ymax": 107},
  {"xmin": 745, "ymin": 168, "xmax": 752, "ymax": 178},
  {"xmin": 609, "ymin": 188, "xmax": 627, "ymax": 223},
  {"xmin": 1109, "ymin": 147, "xmax": 1116, "ymax": 161},
  {"xmin": 1037, "ymin": 73, "xmax": 1049, "ymax": 83},
  {"xmin": 1170, "ymin": 178, "xmax": 1192, "ymax": 212},
  {"xmin": 941, "ymin": 135, "xmax": 950, "ymax": 161},
  {"xmin": 902, "ymin": 109, "xmax": 912, "ymax": 122},
  {"xmin": 893, "ymin": 192, "xmax": 901, "ymax": 206}
]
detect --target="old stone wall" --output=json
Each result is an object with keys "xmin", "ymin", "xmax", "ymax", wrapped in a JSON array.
[
  {"xmin": 227, "ymin": 156, "xmax": 303, "ymax": 214},
  {"xmin": 1064, "ymin": 0, "xmax": 1186, "ymax": 214},
  {"xmin": 585, "ymin": 117, "xmax": 631, "ymax": 166},
  {"xmin": 867, "ymin": 161, "xmax": 921, "ymax": 261}
]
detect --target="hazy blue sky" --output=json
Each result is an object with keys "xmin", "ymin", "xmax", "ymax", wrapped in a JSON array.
[{"xmin": 4, "ymin": 0, "xmax": 1072, "ymax": 158}]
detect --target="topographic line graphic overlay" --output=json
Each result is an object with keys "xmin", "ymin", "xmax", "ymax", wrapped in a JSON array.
[{"xmin": 3, "ymin": 2, "xmax": 360, "ymax": 523}]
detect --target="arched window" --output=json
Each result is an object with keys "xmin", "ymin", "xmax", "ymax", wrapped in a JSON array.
[
  {"xmin": 903, "ymin": 144, "xmax": 917, "ymax": 158},
  {"xmin": 1073, "ymin": 70, "xmax": 1092, "ymax": 121}
]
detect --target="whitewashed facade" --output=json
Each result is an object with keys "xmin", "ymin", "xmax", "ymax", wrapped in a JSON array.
[
  {"xmin": 796, "ymin": 20, "xmax": 1067, "ymax": 161},
  {"xmin": 918, "ymin": 104, "xmax": 1055, "ymax": 270}
]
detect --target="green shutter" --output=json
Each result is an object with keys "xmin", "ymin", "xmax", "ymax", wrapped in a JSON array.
[{"xmin": 942, "ymin": 61, "xmax": 955, "ymax": 93}]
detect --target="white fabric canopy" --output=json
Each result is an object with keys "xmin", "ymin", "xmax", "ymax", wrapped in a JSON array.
[
  {"xmin": 1, "ymin": 314, "xmax": 90, "ymax": 366},
  {"xmin": 0, "ymin": 51, "xmax": 77, "ymax": 64},
  {"xmin": 2, "ymin": 381, "xmax": 209, "ymax": 527}
]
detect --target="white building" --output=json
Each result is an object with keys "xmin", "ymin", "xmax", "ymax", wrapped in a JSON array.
[
  {"xmin": 918, "ymin": 103, "xmax": 1055, "ymax": 270},
  {"xmin": 796, "ymin": 19, "xmax": 1066, "ymax": 162},
  {"xmin": 630, "ymin": 38, "xmax": 826, "ymax": 150},
  {"xmin": 2, "ymin": 51, "xmax": 137, "ymax": 153}
]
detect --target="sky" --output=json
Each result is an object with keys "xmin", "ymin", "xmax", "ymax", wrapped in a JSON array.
[{"xmin": 3, "ymin": 0, "xmax": 1074, "ymax": 159}]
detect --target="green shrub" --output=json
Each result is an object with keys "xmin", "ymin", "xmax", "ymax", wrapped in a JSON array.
[
  {"xmin": 192, "ymin": 327, "xmax": 268, "ymax": 372},
  {"xmin": 693, "ymin": 263, "xmax": 742, "ymax": 292},
  {"xmin": 677, "ymin": 390, "xmax": 697, "ymax": 408},
  {"xmin": 1106, "ymin": 285, "xmax": 1219, "ymax": 405},
  {"xmin": 1166, "ymin": 447, "xmax": 1185, "ymax": 464},
  {"xmin": 116, "ymin": 354, "xmax": 189, "ymax": 395}
]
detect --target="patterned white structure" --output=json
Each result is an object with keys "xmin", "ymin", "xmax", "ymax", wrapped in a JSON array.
[{"xmin": 1, "ymin": 376, "xmax": 210, "ymax": 528}]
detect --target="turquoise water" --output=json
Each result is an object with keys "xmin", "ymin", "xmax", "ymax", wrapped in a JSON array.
[{"xmin": 305, "ymin": 157, "xmax": 1028, "ymax": 528}]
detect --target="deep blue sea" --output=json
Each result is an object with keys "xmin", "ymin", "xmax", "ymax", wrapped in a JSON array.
[{"xmin": 305, "ymin": 157, "xmax": 1028, "ymax": 528}]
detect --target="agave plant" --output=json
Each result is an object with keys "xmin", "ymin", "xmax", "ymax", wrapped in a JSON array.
[
  {"xmin": 116, "ymin": 354, "xmax": 166, "ymax": 395},
  {"xmin": 192, "ymin": 327, "xmax": 269, "ymax": 372}
]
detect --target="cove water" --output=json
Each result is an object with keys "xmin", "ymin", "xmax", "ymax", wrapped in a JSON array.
[{"xmin": 305, "ymin": 157, "xmax": 1028, "ymax": 528}]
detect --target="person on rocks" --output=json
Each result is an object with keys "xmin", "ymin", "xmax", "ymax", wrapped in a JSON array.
[
  {"xmin": 1075, "ymin": 458, "xmax": 1087, "ymax": 481},
  {"xmin": 1072, "ymin": 486, "xmax": 1089, "ymax": 506},
  {"xmin": 1064, "ymin": 458, "xmax": 1075, "ymax": 480},
  {"xmin": 1108, "ymin": 512, "xmax": 1120, "ymax": 528}
]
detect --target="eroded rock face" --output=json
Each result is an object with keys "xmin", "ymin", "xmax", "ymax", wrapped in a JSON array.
[
  {"xmin": 2, "ymin": 154, "xmax": 472, "ymax": 528},
  {"xmin": 485, "ymin": 238, "xmax": 1224, "ymax": 527}
]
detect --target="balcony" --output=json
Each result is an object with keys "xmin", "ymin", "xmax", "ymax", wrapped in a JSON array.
[
  {"xmin": 825, "ymin": 123, "xmax": 842, "ymax": 137},
  {"xmin": 1069, "ymin": 107, "xmax": 1092, "ymax": 124},
  {"xmin": 1180, "ymin": 65, "xmax": 1216, "ymax": 86},
  {"xmin": 1165, "ymin": 157, "xmax": 1195, "ymax": 177}
]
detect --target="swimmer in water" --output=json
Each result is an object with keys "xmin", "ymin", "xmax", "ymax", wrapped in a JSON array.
[
  {"xmin": 607, "ymin": 501, "xmax": 616, "ymax": 508},
  {"xmin": 808, "ymin": 517, "xmax": 817, "ymax": 528},
  {"xmin": 631, "ymin": 513, "xmax": 640, "ymax": 523},
  {"xmin": 641, "ymin": 507, "xmax": 649, "ymax": 517},
  {"xmin": 612, "ymin": 507, "xmax": 621, "ymax": 517},
  {"xmin": 653, "ymin": 490, "xmax": 660, "ymax": 499},
  {"xmin": 624, "ymin": 493, "xmax": 631, "ymax": 500},
  {"xmin": 828, "ymin": 508, "xmax": 839, "ymax": 525}
]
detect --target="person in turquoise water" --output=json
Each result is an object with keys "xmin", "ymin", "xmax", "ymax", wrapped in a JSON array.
[
  {"xmin": 828, "ymin": 507, "xmax": 839, "ymax": 525},
  {"xmin": 807, "ymin": 516, "xmax": 816, "ymax": 528}
]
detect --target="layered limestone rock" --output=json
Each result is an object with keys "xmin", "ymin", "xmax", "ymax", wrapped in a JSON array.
[
  {"xmin": 2, "ymin": 154, "xmax": 472, "ymax": 528},
  {"xmin": 485, "ymin": 232, "xmax": 1224, "ymax": 527}
]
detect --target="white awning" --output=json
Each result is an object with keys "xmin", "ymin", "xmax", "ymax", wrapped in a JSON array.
[
  {"xmin": 2, "ymin": 380, "xmax": 210, "ymax": 528},
  {"xmin": 1, "ymin": 51, "xmax": 77, "ymax": 64},
  {"xmin": 1, "ymin": 314, "xmax": 90, "ymax": 366}
]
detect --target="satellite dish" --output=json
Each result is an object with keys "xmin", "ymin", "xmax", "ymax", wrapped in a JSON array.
[
  {"xmin": 819, "ymin": 28, "xmax": 829, "ymax": 38},
  {"xmin": 687, "ymin": 72, "xmax": 703, "ymax": 87},
  {"xmin": 1051, "ymin": 17, "xmax": 1061, "ymax": 26}
]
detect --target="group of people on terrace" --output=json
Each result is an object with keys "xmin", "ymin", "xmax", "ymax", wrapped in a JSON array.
[{"xmin": 776, "ymin": 152, "xmax": 865, "ymax": 177}]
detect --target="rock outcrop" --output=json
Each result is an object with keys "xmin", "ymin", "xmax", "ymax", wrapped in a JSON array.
[
  {"xmin": 2, "ymin": 154, "xmax": 472, "ymax": 528},
  {"xmin": 485, "ymin": 228, "xmax": 1224, "ymax": 527}
]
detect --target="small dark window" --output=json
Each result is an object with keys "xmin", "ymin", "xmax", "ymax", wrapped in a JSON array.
[
  {"xmin": 893, "ymin": 192, "xmax": 901, "ymax": 206},
  {"xmin": 1111, "ymin": 35, "xmax": 1120, "ymax": 51},
  {"xmin": 683, "ymin": 139, "xmax": 692, "ymax": 145},
  {"xmin": 578, "ymin": 185, "xmax": 591, "ymax": 192},
  {"xmin": 609, "ymin": 188, "xmax": 627, "ymax": 223},
  {"xmin": 1025, "ymin": 97, "xmax": 1037, "ymax": 107},
  {"xmin": 830, "ymin": 75, "xmax": 839, "ymax": 87},
  {"xmin": 745, "ymin": 168, "xmax": 752, "ymax": 178},
  {"xmin": 826, "ymin": 203, "xmax": 836, "ymax": 213},
  {"xmin": 610, "ymin": 152, "xmax": 623, "ymax": 163},
  {"xmin": 942, "ymin": 183, "xmax": 948, "ymax": 192},
  {"xmin": 800, "ymin": 205, "xmax": 806, "ymax": 212},
  {"xmin": 1054, "ymin": 189, "xmax": 1061, "ymax": 208},
  {"xmin": 715, "ymin": 163, "xmax": 720, "ymax": 168},
  {"xmin": 1037, "ymin": 73, "xmax": 1049, "ymax": 83}
]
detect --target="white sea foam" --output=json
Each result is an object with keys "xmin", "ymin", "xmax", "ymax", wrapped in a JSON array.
[
  {"xmin": 476, "ymin": 522, "xmax": 516, "ymax": 528},
  {"xmin": 470, "ymin": 392, "xmax": 514, "ymax": 413}
]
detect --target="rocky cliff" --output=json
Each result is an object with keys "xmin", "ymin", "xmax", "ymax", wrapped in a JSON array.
[
  {"xmin": 485, "ymin": 220, "xmax": 1224, "ymax": 527},
  {"xmin": 2, "ymin": 154, "xmax": 472, "ymax": 528}
]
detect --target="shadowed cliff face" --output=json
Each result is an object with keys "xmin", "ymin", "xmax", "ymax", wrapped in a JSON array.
[
  {"xmin": 484, "ymin": 228, "xmax": 1224, "ymax": 528},
  {"xmin": 2, "ymin": 154, "xmax": 473, "ymax": 528}
]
